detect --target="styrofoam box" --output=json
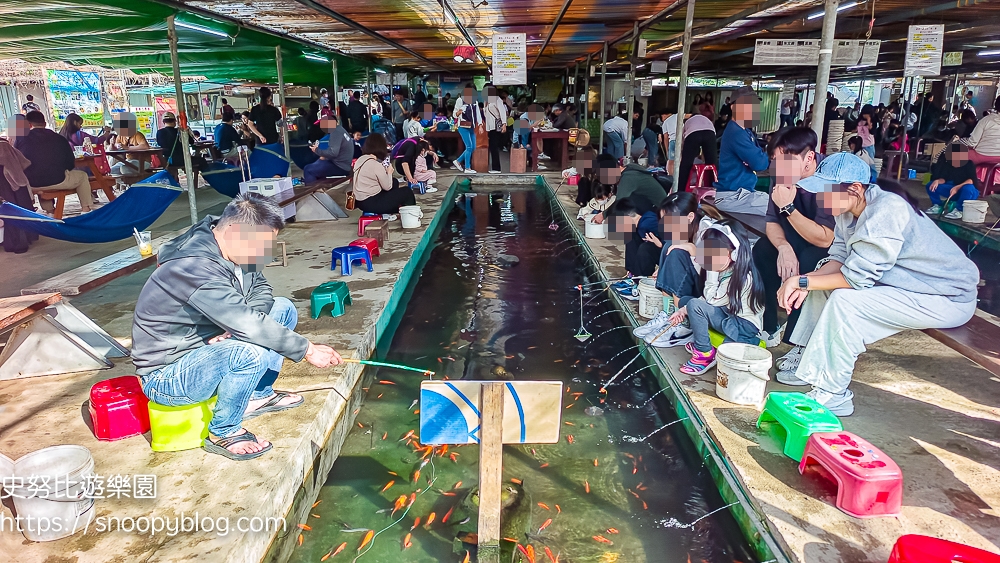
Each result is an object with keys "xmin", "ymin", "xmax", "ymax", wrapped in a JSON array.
[{"xmin": 239, "ymin": 178, "xmax": 295, "ymax": 220}]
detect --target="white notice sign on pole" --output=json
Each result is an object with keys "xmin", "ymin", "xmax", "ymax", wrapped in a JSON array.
[
  {"xmin": 904, "ymin": 24, "xmax": 944, "ymax": 77},
  {"xmin": 832, "ymin": 40, "xmax": 881, "ymax": 67},
  {"xmin": 639, "ymin": 79, "xmax": 652, "ymax": 97},
  {"xmin": 492, "ymin": 33, "xmax": 527, "ymax": 85},
  {"xmin": 753, "ymin": 39, "xmax": 820, "ymax": 66}
]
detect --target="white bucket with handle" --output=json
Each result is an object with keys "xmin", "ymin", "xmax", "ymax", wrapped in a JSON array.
[
  {"xmin": 584, "ymin": 215, "xmax": 607, "ymax": 239},
  {"xmin": 399, "ymin": 205, "xmax": 423, "ymax": 229},
  {"xmin": 636, "ymin": 278, "xmax": 662, "ymax": 319},
  {"xmin": 962, "ymin": 200, "xmax": 987, "ymax": 223},
  {"xmin": 0, "ymin": 445, "xmax": 97, "ymax": 541},
  {"xmin": 715, "ymin": 343, "xmax": 772, "ymax": 405}
]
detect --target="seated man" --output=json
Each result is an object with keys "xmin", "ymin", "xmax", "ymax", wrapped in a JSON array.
[
  {"xmin": 551, "ymin": 103, "xmax": 576, "ymax": 130},
  {"xmin": 214, "ymin": 111, "xmax": 243, "ymax": 159},
  {"xmin": 925, "ymin": 142, "xmax": 978, "ymax": 220},
  {"xmin": 609, "ymin": 197, "xmax": 663, "ymax": 284},
  {"xmin": 303, "ymin": 114, "xmax": 355, "ymax": 184},
  {"xmin": 14, "ymin": 110, "xmax": 94, "ymax": 214},
  {"xmin": 752, "ymin": 127, "xmax": 834, "ymax": 356},
  {"xmin": 714, "ymin": 86, "xmax": 770, "ymax": 215},
  {"xmin": 592, "ymin": 153, "xmax": 667, "ymax": 224},
  {"xmin": 132, "ymin": 194, "xmax": 343, "ymax": 460}
]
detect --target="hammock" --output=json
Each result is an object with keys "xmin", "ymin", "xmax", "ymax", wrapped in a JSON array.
[
  {"xmin": 201, "ymin": 162, "xmax": 242, "ymax": 198},
  {"xmin": 203, "ymin": 143, "xmax": 293, "ymax": 198},
  {"xmin": 248, "ymin": 142, "xmax": 291, "ymax": 178},
  {"xmin": 0, "ymin": 171, "xmax": 183, "ymax": 243},
  {"xmin": 289, "ymin": 143, "xmax": 319, "ymax": 169}
]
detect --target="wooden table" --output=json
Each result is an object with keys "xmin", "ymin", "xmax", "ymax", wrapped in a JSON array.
[
  {"xmin": 531, "ymin": 130, "xmax": 570, "ymax": 172},
  {"xmin": 76, "ymin": 155, "xmax": 116, "ymax": 203},
  {"xmin": 424, "ymin": 130, "xmax": 464, "ymax": 160},
  {"xmin": 104, "ymin": 148, "xmax": 163, "ymax": 176}
]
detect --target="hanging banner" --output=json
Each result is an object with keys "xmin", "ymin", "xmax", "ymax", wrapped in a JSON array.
[
  {"xmin": 492, "ymin": 33, "xmax": 527, "ymax": 85},
  {"xmin": 753, "ymin": 39, "xmax": 820, "ymax": 65},
  {"xmin": 904, "ymin": 24, "xmax": 944, "ymax": 77},
  {"xmin": 832, "ymin": 40, "xmax": 881, "ymax": 67},
  {"xmin": 46, "ymin": 69, "xmax": 103, "ymax": 127},
  {"xmin": 943, "ymin": 51, "xmax": 964, "ymax": 67}
]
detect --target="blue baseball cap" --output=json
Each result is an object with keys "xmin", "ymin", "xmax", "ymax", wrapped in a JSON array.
[{"xmin": 795, "ymin": 152, "xmax": 872, "ymax": 193}]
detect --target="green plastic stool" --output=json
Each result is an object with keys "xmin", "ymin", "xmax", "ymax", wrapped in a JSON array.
[
  {"xmin": 148, "ymin": 396, "xmax": 217, "ymax": 452},
  {"xmin": 756, "ymin": 392, "xmax": 843, "ymax": 461},
  {"xmin": 310, "ymin": 281, "xmax": 352, "ymax": 319},
  {"xmin": 709, "ymin": 329, "xmax": 765, "ymax": 349}
]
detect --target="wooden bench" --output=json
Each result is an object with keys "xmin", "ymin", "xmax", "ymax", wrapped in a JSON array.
[
  {"xmin": 277, "ymin": 178, "xmax": 350, "ymax": 222},
  {"xmin": 0, "ymin": 293, "xmax": 64, "ymax": 332},
  {"xmin": 21, "ymin": 231, "xmax": 181, "ymax": 296},
  {"xmin": 924, "ymin": 313, "xmax": 1000, "ymax": 378}
]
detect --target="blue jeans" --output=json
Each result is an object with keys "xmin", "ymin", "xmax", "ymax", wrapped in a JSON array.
[
  {"xmin": 926, "ymin": 181, "xmax": 979, "ymax": 211},
  {"xmin": 605, "ymin": 131, "xmax": 624, "ymax": 159},
  {"xmin": 641, "ymin": 128, "xmax": 660, "ymax": 166},
  {"xmin": 303, "ymin": 159, "xmax": 350, "ymax": 183},
  {"xmin": 456, "ymin": 127, "xmax": 475, "ymax": 168},
  {"xmin": 140, "ymin": 297, "xmax": 298, "ymax": 437},
  {"xmin": 683, "ymin": 297, "xmax": 760, "ymax": 353}
]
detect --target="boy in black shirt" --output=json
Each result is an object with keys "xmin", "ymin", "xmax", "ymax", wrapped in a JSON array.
[{"xmin": 926, "ymin": 143, "xmax": 979, "ymax": 220}]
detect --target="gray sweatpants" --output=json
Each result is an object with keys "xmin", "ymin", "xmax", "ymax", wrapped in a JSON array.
[
  {"xmin": 713, "ymin": 188, "xmax": 769, "ymax": 216},
  {"xmin": 789, "ymin": 286, "xmax": 977, "ymax": 394}
]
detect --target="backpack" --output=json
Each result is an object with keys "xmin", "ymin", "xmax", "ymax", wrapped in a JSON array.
[
  {"xmin": 374, "ymin": 118, "xmax": 397, "ymax": 145},
  {"xmin": 390, "ymin": 137, "xmax": 419, "ymax": 161}
]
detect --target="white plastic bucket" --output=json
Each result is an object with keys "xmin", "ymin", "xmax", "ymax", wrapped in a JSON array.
[
  {"xmin": 584, "ymin": 216, "xmax": 607, "ymax": 239},
  {"xmin": 0, "ymin": 445, "xmax": 97, "ymax": 541},
  {"xmin": 962, "ymin": 200, "xmax": 987, "ymax": 223},
  {"xmin": 636, "ymin": 278, "xmax": 662, "ymax": 319},
  {"xmin": 715, "ymin": 343, "xmax": 772, "ymax": 405},
  {"xmin": 399, "ymin": 205, "xmax": 423, "ymax": 229}
]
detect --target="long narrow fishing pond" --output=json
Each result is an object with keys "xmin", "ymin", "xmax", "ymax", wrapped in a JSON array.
[{"xmin": 290, "ymin": 186, "xmax": 756, "ymax": 563}]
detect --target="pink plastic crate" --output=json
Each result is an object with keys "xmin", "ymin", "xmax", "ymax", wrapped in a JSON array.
[
  {"xmin": 89, "ymin": 376, "xmax": 151, "ymax": 441},
  {"xmin": 798, "ymin": 431, "xmax": 902, "ymax": 518}
]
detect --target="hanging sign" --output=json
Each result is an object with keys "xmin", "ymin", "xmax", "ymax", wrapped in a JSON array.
[
  {"xmin": 638, "ymin": 39, "xmax": 648, "ymax": 58},
  {"xmin": 651, "ymin": 60, "xmax": 668, "ymax": 74},
  {"xmin": 904, "ymin": 24, "xmax": 944, "ymax": 77},
  {"xmin": 753, "ymin": 39, "xmax": 820, "ymax": 65},
  {"xmin": 639, "ymin": 79, "xmax": 653, "ymax": 97},
  {"xmin": 832, "ymin": 40, "xmax": 881, "ymax": 67},
  {"xmin": 943, "ymin": 51, "xmax": 964, "ymax": 67},
  {"xmin": 492, "ymin": 33, "xmax": 527, "ymax": 85}
]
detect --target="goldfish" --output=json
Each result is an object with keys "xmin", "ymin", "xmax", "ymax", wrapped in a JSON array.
[
  {"xmin": 377, "ymin": 393, "xmax": 383, "ymax": 399},
  {"xmin": 414, "ymin": 410, "xmax": 420, "ymax": 414},
  {"xmin": 312, "ymin": 500, "xmax": 322, "ymax": 508},
  {"xmin": 321, "ymin": 541, "xmax": 347, "ymax": 561},
  {"xmin": 357, "ymin": 422, "xmax": 364, "ymax": 428},
  {"xmin": 642, "ymin": 500, "xmax": 648, "ymax": 510},
  {"xmin": 571, "ymin": 392, "xmax": 583, "ymax": 398},
  {"xmin": 379, "ymin": 380, "xmax": 395, "ymax": 385},
  {"xmin": 382, "ymin": 432, "xmax": 388, "ymax": 440},
  {"xmin": 400, "ymin": 430, "xmax": 415, "ymax": 441},
  {"xmin": 425, "ymin": 511, "xmax": 436, "ymax": 526},
  {"xmin": 297, "ymin": 523, "xmax": 312, "ymax": 531},
  {"xmin": 527, "ymin": 545, "xmax": 537, "ymax": 562},
  {"xmin": 628, "ymin": 489, "xmax": 640, "ymax": 499},
  {"xmin": 584, "ymin": 480, "xmax": 590, "ymax": 493},
  {"xmin": 539, "ymin": 463, "xmax": 549, "ymax": 468},
  {"xmin": 457, "ymin": 532, "xmax": 479, "ymax": 543},
  {"xmin": 442, "ymin": 506, "xmax": 454, "ymax": 523},
  {"xmin": 503, "ymin": 537, "xmax": 518, "ymax": 542},
  {"xmin": 403, "ymin": 533, "xmax": 412, "ymax": 549},
  {"xmin": 594, "ymin": 458, "xmax": 599, "ymax": 466},
  {"xmin": 565, "ymin": 403, "xmax": 575, "ymax": 409},
  {"xmin": 537, "ymin": 502, "xmax": 550, "ymax": 511},
  {"xmin": 312, "ymin": 513, "xmax": 320, "ymax": 519},
  {"xmin": 555, "ymin": 504, "xmax": 561, "ymax": 514},
  {"xmin": 439, "ymin": 444, "xmax": 449, "ymax": 456},
  {"xmin": 381, "ymin": 480, "xmax": 395, "ymax": 492},
  {"xmin": 453, "ymin": 481, "xmax": 462, "ymax": 489},
  {"xmin": 607, "ymin": 528, "xmax": 619, "ymax": 534},
  {"xmin": 511, "ymin": 478, "xmax": 522, "ymax": 485},
  {"xmin": 564, "ymin": 421, "xmax": 575, "ymax": 426},
  {"xmin": 411, "ymin": 469, "xmax": 421, "ymax": 483},
  {"xmin": 442, "ymin": 492, "xmax": 457, "ymax": 496},
  {"xmin": 544, "ymin": 546, "xmax": 557, "ymax": 563},
  {"xmin": 388, "ymin": 471, "xmax": 398, "ymax": 476},
  {"xmin": 461, "ymin": 550, "xmax": 471, "ymax": 563},
  {"xmin": 358, "ymin": 530, "xmax": 374, "ymax": 551},
  {"xmin": 593, "ymin": 535, "xmax": 614, "ymax": 544},
  {"xmin": 516, "ymin": 544, "xmax": 536, "ymax": 563},
  {"xmin": 410, "ymin": 517, "xmax": 421, "ymax": 530},
  {"xmin": 408, "ymin": 492, "xmax": 416, "ymax": 506},
  {"xmin": 298, "ymin": 533, "xmax": 303, "ymax": 546},
  {"xmin": 449, "ymin": 453, "xmax": 458, "ymax": 462},
  {"xmin": 538, "ymin": 518, "xmax": 553, "ymax": 533},
  {"xmin": 391, "ymin": 495, "xmax": 406, "ymax": 516},
  {"xmin": 566, "ymin": 435, "xmax": 574, "ymax": 444}
]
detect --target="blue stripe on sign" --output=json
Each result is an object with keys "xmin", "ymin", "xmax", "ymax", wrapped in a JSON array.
[
  {"xmin": 445, "ymin": 382, "xmax": 481, "ymax": 417},
  {"xmin": 468, "ymin": 424, "xmax": 481, "ymax": 443},
  {"xmin": 505, "ymin": 382, "xmax": 526, "ymax": 443}
]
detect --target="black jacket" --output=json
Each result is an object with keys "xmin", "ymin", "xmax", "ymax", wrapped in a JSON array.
[{"xmin": 15, "ymin": 128, "xmax": 74, "ymax": 187}]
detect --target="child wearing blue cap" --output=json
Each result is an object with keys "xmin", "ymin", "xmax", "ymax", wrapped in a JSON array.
[{"xmin": 774, "ymin": 153, "xmax": 979, "ymax": 416}]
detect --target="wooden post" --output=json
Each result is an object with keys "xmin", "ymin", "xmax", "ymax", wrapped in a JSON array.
[
  {"xmin": 672, "ymin": 0, "xmax": 696, "ymax": 185},
  {"xmin": 476, "ymin": 382, "xmax": 504, "ymax": 563},
  {"xmin": 366, "ymin": 66, "xmax": 373, "ymax": 133},
  {"xmin": 625, "ymin": 21, "xmax": 638, "ymax": 160},
  {"xmin": 584, "ymin": 53, "xmax": 591, "ymax": 126},
  {"xmin": 332, "ymin": 59, "xmax": 340, "ymax": 118},
  {"xmin": 276, "ymin": 46, "xmax": 291, "ymax": 160},
  {"xmin": 810, "ymin": 0, "xmax": 840, "ymax": 145},
  {"xmin": 166, "ymin": 15, "xmax": 198, "ymax": 226},
  {"xmin": 599, "ymin": 42, "xmax": 607, "ymax": 151}
]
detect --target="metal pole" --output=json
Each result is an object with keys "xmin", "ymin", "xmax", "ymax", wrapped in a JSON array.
[
  {"xmin": 573, "ymin": 62, "xmax": 580, "ymax": 119},
  {"xmin": 149, "ymin": 74, "xmax": 158, "ymax": 138},
  {"xmin": 166, "ymin": 15, "xmax": 198, "ymax": 226},
  {"xmin": 366, "ymin": 66, "xmax": 373, "ymax": 133},
  {"xmin": 584, "ymin": 53, "xmax": 591, "ymax": 126},
  {"xmin": 914, "ymin": 78, "xmax": 926, "ymax": 143},
  {"xmin": 276, "ymin": 46, "xmax": 291, "ymax": 160},
  {"xmin": 197, "ymin": 81, "xmax": 207, "ymax": 139},
  {"xmin": 671, "ymin": 0, "xmax": 696, "ymax": 185},
  {"xmin": 332, "ymin": 59, "xmax": 340, "ymax": 118},
  {"xmin": 625, "ymin": 21, "xmax": 638, "ymax": 161},
  {"xmin": 810, "ymin": 0, "xmax": 839, "ymax": 145},
  {"xmin": 897, "ymin": 76, "xmax": 913, "ymax": 180},
  {"xmin": 599, "ymin": 42, "xmax": 608, "ymax": 151}
]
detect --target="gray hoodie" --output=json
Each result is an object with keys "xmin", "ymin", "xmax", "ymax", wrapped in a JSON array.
[
  {"xmin": 315, "ymin": 125, "xmax": 355, "ymax": 172},
  {"xmin": 131, "ymin": 216, "xmax": 309, "ymax": 375},
  {"xmin": 830, "ymin": 184, "xmax": 980, "ymax": 303}
]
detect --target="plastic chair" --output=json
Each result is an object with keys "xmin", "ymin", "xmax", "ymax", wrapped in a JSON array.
[
  {"xmin": 349, "ymin": 237, "xmax": 380, "ymax": 258},
  {"xmin": 975, "ymin": 163, "xmax": 1000, "ymax": 197},
  {"xmin": 148, "ymin": 396, "xmax": 217, "ymax": 452},
  {"xmin": 331, "ymin": 245, "xmax": 373, "ymax": 276},
  {"xmin": 888, "ymin": 534, "xmax": 1000, "ymax": 563},
  {"xmin": 756, "ymin": 392, "xmax": 843, "ymax": 462},
  {"xmin": 310, "ymin": 281, "xmax": 352, "ymax": 318},
  {"xmin": 358, "ymin": 214, "xmax": 382, "ymax": 237},
  {"xmin": 89, "ymin": 376, "xmax": 150, "ymax": 441},
  {"xmin": 685, "ymin": 164, "xmax": 718, "ymax": 202},
  {"xmin": 708, "ymin": 329, "xmax": 764, "ymax": 349},
  {"xmin": 799, "ymin": 431, "xmax": 902, "ymax": 518}
]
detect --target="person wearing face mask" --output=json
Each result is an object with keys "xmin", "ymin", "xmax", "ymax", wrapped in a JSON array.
[
  {"xmin": 714, "ymin": 86, "xmax": 770, "ymax": 215},
  {"xmin": 775, "ymin": 153, "xmax": 979, "ymax": 415},
  {"xmin": 752, "ymin": 127, "xmax": 835, "ymax": 354},
  {"xmin": 132, "ymin": 194, "xmax": 344, "ymax": 461}
]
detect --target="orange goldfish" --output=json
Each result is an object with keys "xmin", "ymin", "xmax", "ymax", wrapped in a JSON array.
[
  {"xmin": 297, "ymin": 523, "xmax": 312, "ymax": 531},
  {"xmin": 403, "ymin": 533, "xmax": 412, "ymax": 549},
  {"xmin": 539, "ymin": 463, "xmax": 549, "ymax": 468},
  {"xmin": 411, "ymin": 469, "xmax": 421, "ymax": 483},
  {"xmin": 382, "ymin": 432, "xmax": 388, "ymax": 440},
  {"xmin": 537, "ymin": 502, "xmax": 550, "ymax": 511},
  {"xmin": 379, "ymin": 380, "xmax": 396, "ymax": 385},
  {"xmin": 312, "ymin": 500, "xmax": 322, "ymax": 508},
  {"xmin": 544, "ymin": 546, "xmax": 558, "ymax": 563},
  {"xmin": 511, "ymin": 478, "xmax": 522, "ymax": 485},
  {"xmin": 321, "ymin": 541, "xmax": 347, "ymax": 560},
  {"xmin": 555, "ymin": 504, "xmax": 561, "ymax": 514},
  {"xmin": 461, "ymin": 550, "xmax": 471, "ymax": 563},
  {"xmin": 297, "ymin": 533, "xmax": 303, "ymax": 546},
  {"xmin": 410, "ymin": 517, "xmax": 421, "ymax": 530},
  {"xmin": 358, "ymin": 530, "xmax": 374, "ymax": 551},
  {"xmin": 442, "ymin": 506, "xmax": 454, "ymax": 523},
  {"xmin": 425, "ymin": 511, "xmax": 437, "ymax": 526},
  {"xmin": 400, "ymin": 430, "xmax": 415, "ymax": 441},
  {"xmin": 537, "ymin": 518, "xmax": 552, "ymax": 533},
  {"xmin": 381, "ymin": 480, "xmax": 395, "ymax": 492},
  {"xmin": 408, "ymin": 492, "xmax": 416, "ymax": 506},
  {"xmin": 607, "ymin": 528, "xmax": 619, "ymax": 534},
  {"xmin": 453, "ymin": 481, "xmax": 462, "ymax": 489},
  {"xmin": 449, "ymin": 453, "xmax": 458, "ymax": 462},
  {"xmin": 391, "ymin": 495, "xmax": 406, "ymax": 516},
  {"xmin": 584, "ymin": 480, "xmax": 590, "ymax": 493},
  {"xmin": 526, "ymin": 545, "xmax": 536, "ymax": 562},
  {"xmin": 593, "ymin": 458, "xmax": 599, "ymax": 466},
  {"xmin": 592, "ymin": 535, "xmax": 614, "ymax": 544},
  {"xmin": 566, "ymin": 435, "xmax": 574, "ymax": 444},
  {"xmin": 516, "ymin": 544, "xmax": 535, "ymax": 563}
]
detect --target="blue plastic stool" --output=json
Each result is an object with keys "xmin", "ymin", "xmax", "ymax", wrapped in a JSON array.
[{"xmin": 331, "ymin": 246, "xmax": 373, "ymax": 276}]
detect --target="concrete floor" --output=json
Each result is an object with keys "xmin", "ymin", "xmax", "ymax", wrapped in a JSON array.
[
  {"xmin": 551, "ymin": 187, "xmax": 1000, "ymax": 562},
  {"xmin": 0, "ymin": 175, "xmax": 461, "ymax": 562}
]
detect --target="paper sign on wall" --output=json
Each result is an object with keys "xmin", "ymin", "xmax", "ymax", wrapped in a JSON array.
[
  {"xmin": 492, "ymin": 33, "xmax": 527, "ymax": 85},
  {"xmin": 419, "ymin": 380, "xmax": 562, "ymax": 444},
  {"xmin": 832, "ymin": 40, "xmax": 881, "ymax": 67},
  {"xmin": 639, "ymin": 79, "xmax": 653, "ymax": 97},
  {"xmin": 905, "ymin": 24, "xmax": 944, "ymax": 77},
  {"xmin": 943, "ymin": 51, "xmax": 963, "ymax": 67},
  {"xmin": 638, "ymin": 39, "xmax": 648, "ymax": 58},
  {"xmin": 754, "ymin": 39, "xmax": 820, "ymax": 65}
]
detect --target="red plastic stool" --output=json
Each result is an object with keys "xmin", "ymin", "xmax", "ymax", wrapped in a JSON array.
[
  {"xmin": 889, "ymin": 534, "xmax": 1000, "ymax": 563},
  {"xmin": 358, "ymin": 215, "xmax": 381, "ymax": 237},
  {"xmin": 686, "ymin": 164, "xmax": 718, "ymax": 202},
  {"xmin": 349, "ymin": 237, "xmax": 380, "ymax": 258},
  {"xmin": 975, "ymin": 163, "xmax": 1000, "ymax": 197},
  {"xmin": 89, "ymin": 376, "xmax": 151, "ymax": 441},
  {"xmin": 798, "ymin": 431, "xmax": 902, "ymax": 518}
]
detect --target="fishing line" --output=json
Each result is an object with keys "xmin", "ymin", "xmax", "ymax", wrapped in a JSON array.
[
  {"xmin": 966, "ymin": 214, "xmax": 1000, "ymax": 256},
  {"xmin": 341, "ymin": 358, "xmax": 436, "ymax": 376}
]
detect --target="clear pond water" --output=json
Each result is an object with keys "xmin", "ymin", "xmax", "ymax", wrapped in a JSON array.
[{"xmin": 289, "ymin": 187, "xmax": 756, "ymax": 563}]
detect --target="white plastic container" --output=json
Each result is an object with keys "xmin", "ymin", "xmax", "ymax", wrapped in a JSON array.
[
  {"xmin": 239, "ymin": 176, "xmax": 293, "ymax": 197},
  {"xmin": 399, "ymin": 205, "xmax": 423, "ymax": 229},
  {"xmin": 584, "ymin": 216, "xmax": 607, "ymax": 239},
  {"xmin": 636, "ymin": 278, "xmax": 662, "ymax": 319},
  {"xmin": 0, "ymin": 445, "xmax": 97, "ymax": 541},
  {"xmin": 715, "ymin": 343, "xmax": 772, "ymax": 405},
  {"xmin": 962, "ymin": 200, "xmax": 987, "ymax": 223}
]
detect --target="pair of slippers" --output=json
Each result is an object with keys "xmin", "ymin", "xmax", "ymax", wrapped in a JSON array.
[{"xmin": 203, "ymin": 391, "xmax": 303, "ymax": 461}]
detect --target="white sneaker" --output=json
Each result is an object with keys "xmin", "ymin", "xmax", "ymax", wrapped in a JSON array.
[
  {"xmin": 807, "ymin": 388, "xmax": 855, "ymax": 416},
  {"xmin": 944, "ymin": 209, "xmax": 963, "ymax": 220},
  {"xmin": 466, "ymin": 169, "xmax": 477, "ymax": 175},
  {"xmin": 383, "ymin": 214, "xmax": 398, "ymax": 221},
  {"xmin": 760, "ymin": 324, "xmax": 784, "ymax": 348},
  {"xmin": 539, "ymin": 153, "xmax": 551, "ymax": 160},
  {"xmin": 926, "ymin": 204, "xmax": 942, "ymax": 215},
  {"xmin": 775, "ymin": 369, "xmax": 809, "ymax": 386},
  {"xmin": 646, "ymin": 324, "xmax": 693, "ymax": 347},
  {"xmin": 489, "ymin": 170, "xmax": 502, "ymax": 174},
  {"xmin": 452, "ymin": 162, "xmax": 465, "ymax": 173},
  {"xmin": 633, "ymin": 311, "xmax": 670, "ymax": 338},
  {"xmin": 427, "ymin": 178, "xmax": 436, "ymax": 185},
  {"xmin": 537, "ymin": 164, "xmax": 548, "ymax": 170},
  {"xmin": 777, "ymin": 346, "xmax": 803, "ymax": 371},
  {"xmin": 424, "ymin": 187, "xmax": 438, "ymax": 193}
]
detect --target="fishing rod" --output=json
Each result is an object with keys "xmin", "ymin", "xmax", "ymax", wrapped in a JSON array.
[
  {"xmin": 575, "ymin": 276, "xmax": 647, "ymax": 289},
  {"xmin": 340, "ymin": 358, "xmax": 436, "ymax": 376}
]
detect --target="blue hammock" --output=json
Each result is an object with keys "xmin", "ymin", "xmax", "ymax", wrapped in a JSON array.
[
  {"xmin": 289, "ymin": 143, "xmax": 319, "ymax": 169},
  {"xmin": 201, "ymin": 162, "xmax": 243, "ymax": 198},
  {"xmin": 0, "ymin": 171, "xmax": 183, "ymax": 243},
  {"xmin": 248, "ymin": 143, "xmax": 291, "ymax": 178}
]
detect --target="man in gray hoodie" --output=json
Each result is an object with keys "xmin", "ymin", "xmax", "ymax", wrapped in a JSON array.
[
  {"xmin": 303, "ymin": 114, "xmax": 355, "ymax": 184},
  {"xmin": 133, "ymin": 193, "xmax": 343, "ymax": 459}
]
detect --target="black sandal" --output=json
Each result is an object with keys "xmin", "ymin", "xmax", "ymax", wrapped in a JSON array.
[
  {"xmin": 203, "ymin": 429, "xmax": 272, "ymax": 460},
  {"xmin": 242, "ymin": 391, "xmax": 304, "ymax": 421}
]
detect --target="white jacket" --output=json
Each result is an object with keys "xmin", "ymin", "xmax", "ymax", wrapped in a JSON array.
[
  {"xmin": 703, "ymin": 270, "xmax": 763, "ymax": 331},
  {"xmin": 962, "ymin": 112, "xmax": 1000, "ymax": 156},
  {"xmin": 486, "ymin": 99, "xmax": 508, "ymax": 132}
]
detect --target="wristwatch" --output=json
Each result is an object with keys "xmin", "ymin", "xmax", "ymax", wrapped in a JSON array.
[
  {"xmin": 798, "ymin": 276, "xmax": 809, "ymax": 290},
  {"xmin": 779, "ymin": 202, "xmax": 796, "ymax": 217}
]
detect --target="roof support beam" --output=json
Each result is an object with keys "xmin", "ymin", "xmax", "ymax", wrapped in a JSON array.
[
  {"xmin": 440, "ymin": 0, "xmax": 490, "ymax": 68},
  {"xmin": 606, "ymin": 0, "xmax": 687, "ymax": 50},
  {"xmin": 531, "ymin": 0, "xmax": 575, "ymax": 70}
]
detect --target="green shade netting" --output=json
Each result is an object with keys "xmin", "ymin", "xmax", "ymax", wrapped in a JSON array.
[{"xmin": 0, "ymin": 0, "xmax": 367, "ymax": 85}]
